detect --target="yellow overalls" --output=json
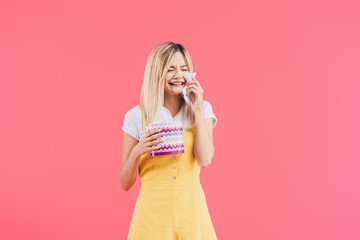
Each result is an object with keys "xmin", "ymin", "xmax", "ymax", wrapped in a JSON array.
[{"xmin": 127, "ymin": 105, "xmax": 218, "ymax": 240}]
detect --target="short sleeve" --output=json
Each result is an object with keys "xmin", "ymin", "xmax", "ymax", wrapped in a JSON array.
[
  {"xmin": 203, "ymin": 100, "xmax": 217, "ymax": 127},
  {"xmin": 121, "ymin": 106, "xmax": 142, "ymax": 141}
]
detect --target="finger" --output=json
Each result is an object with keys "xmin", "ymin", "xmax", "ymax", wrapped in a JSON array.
[
  {"xmin": 194, "ymin": 78, "xmax": 200, "ymax": 87},
  {"xmin": 147, "ymin": 135, "xmax": 162, "ymax": 144},
  {"xmin": 186, "ymin": 89, "xmax": 196, "ymax": 95},
  {"xmin": 145, "ymin": 139, "xmax": 163, "ymax": 147},
  {"xmin": 149, "ymin": 132, "xmax": 165, "ymax": 141},
  {"xmin": 187, "ymin": 81, "xmax": 196, "ymax": 86},
  {"xmin": 147, "ymin": 129, "xmax": 160, "ymax": 136},
  {"xmin": 147, "ymin": 137, "xmax": 163, "ymax": 147},
  {"xmin": 186, "ymin": 85, "xmax": 199, "ymax": 90},
  {"xmin": 153, "ymin": 145, "xmax": 162, "ymax": 150},
  {"xmin": 186, "ymin": 86, "xmax": 198, "ymax": 93},
  {"xmin": 145, "ymin": 141, "xmax": 154, "ymax": 147},
  {"xmin": 153, "ymin": 139, "xmax": 165, "ymax": 145},
  {"xmin": 192, "ymin": 84, "xmax": 202, "ymax": 91},
  {"xmin": 147, "ymin": 128, "xmax": 161, "ymax": 137},
  {"xmin": 148, "ymin": 145, "xmax": 162, "ymax": 151}
]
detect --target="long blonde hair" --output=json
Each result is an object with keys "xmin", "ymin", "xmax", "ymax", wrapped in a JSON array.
[{"xmin": 140, "ymin": 42, "xmax": 196, "ymax": 128}]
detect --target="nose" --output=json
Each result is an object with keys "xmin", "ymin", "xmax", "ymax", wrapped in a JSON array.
[{"xmin": 173, "ymin": 70, "xmax": 183, "ymax": 79}]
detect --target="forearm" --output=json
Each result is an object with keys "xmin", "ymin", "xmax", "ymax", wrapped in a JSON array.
[
  {"xmin": 194, "ymin": 111, "xmax": 214, "ymax": 168},
  {"xmin": 120, "ymin": 148, "xmax": 141, "ymax": 191}
]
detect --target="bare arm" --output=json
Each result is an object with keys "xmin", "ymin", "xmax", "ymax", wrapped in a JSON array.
[
  {"xmin": 194, "ymin": 109, "xmax": 215, "ymax": 168},
  {"xmin": 184, "ymin": 76, "xmax": 215, "ymax": 168},
  {"xmin": 120, "ymin": 129, "xmax": 164, "ymax": 191},
  {"xmin": 120, "ymin": 132, "xmax": 141, "ymax": 191}
]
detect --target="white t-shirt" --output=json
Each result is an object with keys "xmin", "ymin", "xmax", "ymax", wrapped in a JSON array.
[{"xmin": 121, "ymin": 100, "xmax": 217, "ymax": 141}]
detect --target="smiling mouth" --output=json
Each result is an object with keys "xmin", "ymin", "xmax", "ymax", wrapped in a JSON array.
[{"xmin": 169, "ymin": 82, "xmax": 185, "ymax": 86}]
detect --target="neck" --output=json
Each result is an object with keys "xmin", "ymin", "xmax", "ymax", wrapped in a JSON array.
[{"xmin": 164, "ymin": 94, "xmax": 184, "ymax": 118}]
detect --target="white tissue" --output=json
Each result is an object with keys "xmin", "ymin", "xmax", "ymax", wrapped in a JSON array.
[
  {"xmin": 153, "ymin": 106, "xmax": 173, "ymax": 123},
  {"xmin": 182, "ymin": 72, "xmax": 196, "ymax": 104}
]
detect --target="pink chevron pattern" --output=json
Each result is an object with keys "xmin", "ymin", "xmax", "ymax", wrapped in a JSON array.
[{"xmin": 145, "ymin": 121, "xmax": 184, "ymax": 156}]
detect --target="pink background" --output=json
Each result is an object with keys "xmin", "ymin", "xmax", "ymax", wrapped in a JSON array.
[{"xmin": 1, "ymin": 0, "xmax": 359, "ymax": 239}]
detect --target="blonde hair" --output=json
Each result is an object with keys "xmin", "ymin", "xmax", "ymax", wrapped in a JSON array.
[{"xmin": 140, "ymin": 42, "xmax": 196, "ymax": 128}]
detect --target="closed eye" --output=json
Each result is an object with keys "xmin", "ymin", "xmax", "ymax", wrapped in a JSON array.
[{"xmin": 168, "ymin": 69, "xmax": 188, "ymax": 72}]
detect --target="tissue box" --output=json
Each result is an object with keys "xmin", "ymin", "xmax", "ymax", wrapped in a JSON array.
[{"xmin": 146, "ymin": 121, "xmax": 184, "ymax": 156}]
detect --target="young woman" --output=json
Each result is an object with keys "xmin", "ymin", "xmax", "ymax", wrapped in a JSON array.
[{"xmin": 120, "ymin": 42, "xmax": 218, "ymax": 239}]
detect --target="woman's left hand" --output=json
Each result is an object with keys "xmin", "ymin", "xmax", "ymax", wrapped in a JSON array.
[{"xmin": 186, "ymin": 77, "xmax": 204, "ymax": 113}]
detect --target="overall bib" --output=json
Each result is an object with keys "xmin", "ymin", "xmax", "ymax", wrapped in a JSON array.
[{"xmin": 127, "ymin": 105, "xmax": 218, "ymax": 240}]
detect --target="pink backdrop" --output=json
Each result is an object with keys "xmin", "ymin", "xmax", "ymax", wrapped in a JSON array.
[{"xmin": 1, "ymin": 0, "xmax": 359, "ymax": 239}]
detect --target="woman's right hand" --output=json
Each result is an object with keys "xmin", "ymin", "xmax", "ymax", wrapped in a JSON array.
[{"xmin": 134, "ymin": 129, "xmax": 165, "ymax": 157}]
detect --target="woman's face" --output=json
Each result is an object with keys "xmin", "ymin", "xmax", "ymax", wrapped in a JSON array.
[{"xmin": 164, "ymin": 51, "xmax": 189, "ymax": 97}]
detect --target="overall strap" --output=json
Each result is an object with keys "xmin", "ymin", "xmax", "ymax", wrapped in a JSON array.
[
  {"xmin": 139, "ymin": 105, "xmax": 146, "ymax": 135},
  {"xmin": 138, "ymin": 105, "xmax": 147, "ymax": 170}
]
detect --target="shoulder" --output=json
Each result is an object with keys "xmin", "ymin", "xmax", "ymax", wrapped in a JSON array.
[
  {"xmin": 202, "ymin": 100, "xmax": 214, "ymax": 113},
  {"xmin": 202, "ymin": 100, "xmax": 217, "ymax": 127},
  {"xmin": 122, "ymin": 105, "xmax": 144, "ymax": 141},
  {"xmin": 124, "ymin": 105, "xmax": 142, "ymax": 120}
]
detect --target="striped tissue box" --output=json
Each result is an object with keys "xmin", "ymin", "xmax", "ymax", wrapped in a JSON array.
[{"xmin": 145, "ymin": 121, "xmax": 184, "ymax": 156}]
